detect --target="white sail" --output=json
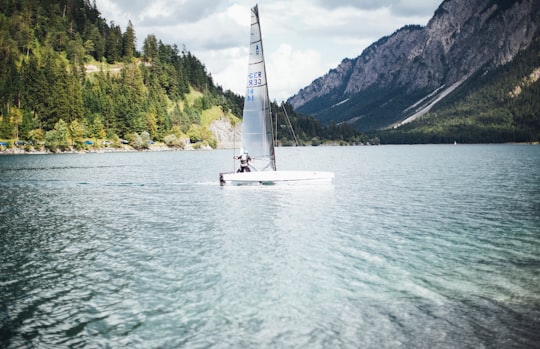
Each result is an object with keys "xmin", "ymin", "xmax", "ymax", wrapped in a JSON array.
[
  {"xmin": 219, "ymin": 5, "xmax": 334, "ymax": 185},
  {"xmin": 241, "ymin": 4, "xmax": 276, "ymax": 171}
]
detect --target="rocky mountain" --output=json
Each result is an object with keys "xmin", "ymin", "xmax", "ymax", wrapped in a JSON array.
[{"xmin": 288, "ymin": 0, "xmax": 540, "ymax": 133}]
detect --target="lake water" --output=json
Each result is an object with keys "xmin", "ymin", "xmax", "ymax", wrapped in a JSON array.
[{"xmin": 1, "ymin": 145, "xmax": 539, "ymax": 348}]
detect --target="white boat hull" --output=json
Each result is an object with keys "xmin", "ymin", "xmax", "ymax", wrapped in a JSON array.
[{"xmin": 220, "ymin": 170, "xmax": 334, "ymax": 186}]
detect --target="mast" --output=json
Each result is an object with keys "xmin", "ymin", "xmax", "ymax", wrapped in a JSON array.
[{"xmin": 241, "ymin": 4, "xmax": 276, "ymax": 171}]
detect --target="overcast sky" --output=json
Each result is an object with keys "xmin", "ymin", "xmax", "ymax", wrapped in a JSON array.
[{"xmin": 95, "ymin": 0, "xmax": 442, "ymax": 101}]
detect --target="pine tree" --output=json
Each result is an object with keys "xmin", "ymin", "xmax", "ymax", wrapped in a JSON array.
[
  {"xmin": 9, "ymin": 106, "xmax": 23, "ymax": 140},
  {"xmin": 123, "ymin": 20, "xmax": 136, "ymax": 60},
  {"xmin": 105, "ymin": 22, "xmax": 122, "ymax": 63},
  {"xmin": 143, "ymin": 34, "xmax": 158, "ymax": 63}
]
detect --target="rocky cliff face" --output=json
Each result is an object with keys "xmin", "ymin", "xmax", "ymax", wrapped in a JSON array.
[
  {"xmin": 210, "ymin": 118, "xmax": 241, "ymax": 149},
  {"xmin": 288, "ymin": 0, "xmax": 540, "ymax": 131}
]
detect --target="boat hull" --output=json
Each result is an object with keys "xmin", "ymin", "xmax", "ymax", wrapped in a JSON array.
[{"xmin": 220, "ymin": 170, "xmax": 334, "ymax": 186}]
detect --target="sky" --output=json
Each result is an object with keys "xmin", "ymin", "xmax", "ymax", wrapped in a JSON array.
[{"xmin": 95, "ymin": 0, "xmax": 442, "ymax": 102}]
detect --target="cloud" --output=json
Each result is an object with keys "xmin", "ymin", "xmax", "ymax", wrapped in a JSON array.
[
  {"xmin": 390, "ymin": 0, "xmax": 441, "ymax": 17},
  {"xmin": 267, "ymin": 44, "xmax": 323, "ymax": 102},
  {"xmin": 313, "ymin": 0, "xmax": 393, "ymax": 10},
  {"xmin": 97, "ymin": 0, "xmax": 226, "ymax": 26},
  {"xmin": 95, "ymin": 0, "xmax": 440, "ymax": 100},
  {"xmin": 196, "ymin": 46, "xmax": 248, "ymax": 93},
  {"xmin": 138, "ymin": 7, "xmax": 247, "ymax": 51},
  {"xmin": 313, "ymin": 0, "xmax": 440, "ymax": 16},
  {"xmin": 137, "ymin": 0, "xmax": 227, "ymax": 26}
]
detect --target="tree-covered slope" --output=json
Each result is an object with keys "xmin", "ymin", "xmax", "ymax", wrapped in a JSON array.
[
  {"xmin": 0, "ymin": 0, "xmax": 236, "ymax": 149},
  {"xmin": 0, "ymin": 0, "xmax": 361, "ymax": 152}
]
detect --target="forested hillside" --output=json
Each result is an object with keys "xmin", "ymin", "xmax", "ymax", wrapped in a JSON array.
[{"xmin": 0, "ymin": 0, "xmax": 361, "ymax": 152}]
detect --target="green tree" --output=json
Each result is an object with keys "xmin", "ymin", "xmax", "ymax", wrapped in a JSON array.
[
  {"xmin": 67, "ymin": 34, "xmax": 86, "ymax": 70},
  {"xmin": 118, "ymin": 62, "xmax": 146, "ymax": 134},
  {"xmin": 86, "ymin": 114, "xmax": 106, "ymax": 139},
  {"xmin": 105, "ymin": 22, "xmax": 122, "ymax": 63},
  {"xmin": 9, "ymin": 106, "xmax": 23, "ymax": 140},
  {"xmin": 20, "ymin": 54, "xmax": 49, "ymax": 128},
  {"xmin": 123, "ymin": 20, "xmax": 136, "ymax": 60},
  {"xmin": 69, "ymin": 119, "xmax": 85, "ymax": 147},
  {"xmin": 19, "ymin": 109, "xmax": 37, "ymax": 140},
  {"xmin": 187, "ymin": 124, "xmax": 202, "ymax": 143},
  {"xmin": 142, "ymin": 34, "xmax": 158, "ymax": 63},
  {"xmin": 84, "ymin": 25, "xmax": 104, "ymax": 60},
  {"xmin": 45, "ymin": 119, "xmax": 69, "ymax": 151},
  {"xmin": 0, "ymin": 114, "xmax": 10, "ymax": 138},
  {"xmin": 27, "ymin": 128, "xmax": 44, "ymax": 145}
]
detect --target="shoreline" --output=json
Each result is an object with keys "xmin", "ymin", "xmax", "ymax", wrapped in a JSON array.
[
  {"xmin": 1, "ymin": 142, "xmax": 537, "ymax": 155},
  {"xmin": 0, "ymin": 143, "xmax": 216, "ymax": 156}
]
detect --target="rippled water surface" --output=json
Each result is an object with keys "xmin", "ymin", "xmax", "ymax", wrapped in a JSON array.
[{"xmin": 1, "ymin": 145, "xmax": 539, "ymax": 348}]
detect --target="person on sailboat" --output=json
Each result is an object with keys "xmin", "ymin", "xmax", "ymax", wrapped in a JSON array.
[{"xmin": 234, "ymin": 151, "xmax": 252, "ymax": 172}]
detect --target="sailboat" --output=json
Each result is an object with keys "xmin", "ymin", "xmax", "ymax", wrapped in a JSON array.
[{"xmin": 219, "ymin": 5, "xmax": 334, "ymax": 186}]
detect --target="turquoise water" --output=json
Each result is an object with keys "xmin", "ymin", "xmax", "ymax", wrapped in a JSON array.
[{"xmin": 1, "ymin": 145, "xmax": 539, "ymax": 348}]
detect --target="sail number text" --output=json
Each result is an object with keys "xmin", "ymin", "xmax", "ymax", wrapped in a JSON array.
[{"xmin": 248, "ymin": 71, "xmax": 263, "ymax": 87}]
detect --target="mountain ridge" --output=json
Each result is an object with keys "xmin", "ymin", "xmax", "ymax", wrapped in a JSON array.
[{"xmin": 287, "ymin": 0, "xmax": 540, "ymax": 139}]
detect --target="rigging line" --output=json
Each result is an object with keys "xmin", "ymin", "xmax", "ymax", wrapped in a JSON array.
[
  {"xmin": 281, "ymin": 102, "xmax": 300, "ymax": 146},
  {"xmin": 233, "ymin": 118, "xmax": 237, "ymax": 171},
  {"xmin": 274, "ymin": 108, "xmax": 278, "ymax": 148},
  {"xmin": 281, "ymin": 102, "xmax": 307, "ymax": 168}
]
